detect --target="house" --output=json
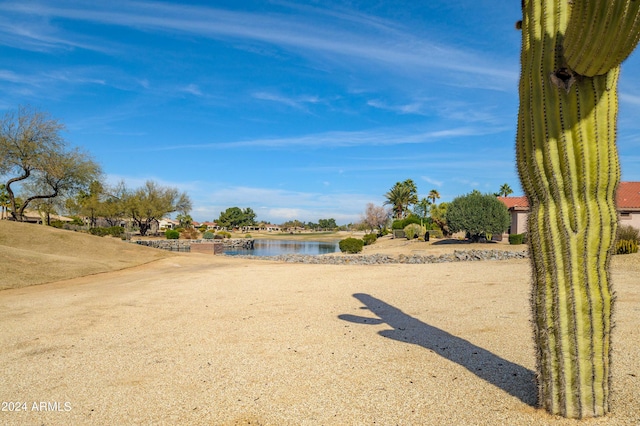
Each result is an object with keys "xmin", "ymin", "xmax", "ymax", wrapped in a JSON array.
[
  {"xmin": 199, "ymin": 221, "xmax": 219, "ymax": 230},
  {"xmin": 497, "ymin": 196, "xmax": 529, "ymax": 235},
  {"xmin": 498, "ymin": 182, "xmax": 640, "ymax": 234},
  {"xmin": 158, "ymin": 218, "xmax": 179, "ymax": 230},
  {"xmin": 617, "ymin": 181, "xmax": 640, "ymax": 230}
]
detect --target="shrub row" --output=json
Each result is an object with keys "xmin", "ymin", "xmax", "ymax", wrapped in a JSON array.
[{"xmin": 89, "ymin": 226, "xmax": 125, "ymax": 238}]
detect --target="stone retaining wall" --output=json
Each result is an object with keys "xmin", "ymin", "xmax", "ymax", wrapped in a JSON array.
[
  {"xmin": 134, "ymin": 238, "xmax": 254, "ymax": 252},
  {"xmin": 225, "ymin": 249, "xmax": 529, "ymax": 265}
]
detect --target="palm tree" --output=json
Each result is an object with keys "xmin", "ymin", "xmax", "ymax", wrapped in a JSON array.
[
  {"xmin": 427, "ymin": 189, "xmax": 440, "ymax": 205},
  {"xmin": 384, "ymin": 184, "xmax": 410, "ymax": 219},
  {"xmin": 498, "ymin": 183, "xmax": 513, "ymax": 197}
]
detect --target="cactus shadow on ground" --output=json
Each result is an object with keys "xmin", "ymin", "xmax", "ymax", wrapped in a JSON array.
[{"xmin": 339, "ymin": 293, "xmax": 537, "ymax": 406}]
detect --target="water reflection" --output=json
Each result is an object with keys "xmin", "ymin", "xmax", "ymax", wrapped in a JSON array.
[{"xmin": 224, "ymin": 239, "xmax": 339, "ymax": 256}]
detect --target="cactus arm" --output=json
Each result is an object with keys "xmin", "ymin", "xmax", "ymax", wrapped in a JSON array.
[
  {"xmin": 515, "ymin": 0, "xmax": 640, "ymax": 418},
  {"xmin": 563, "ymin": 0, "xmax": 640, "ymax": 76}
]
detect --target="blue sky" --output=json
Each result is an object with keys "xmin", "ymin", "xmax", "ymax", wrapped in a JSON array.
[{"xmin": 2, "ymin": 1, "xmax": 640, "ymax": 224}]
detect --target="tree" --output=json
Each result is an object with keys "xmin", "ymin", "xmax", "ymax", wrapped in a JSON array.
[
  {"xmin": 217, "ymin": 207, "xmax": 257, "ymax": 229},
  {"xmin": 318, "ymin": 218, "xmax": 337, "ymax": 230},
  {"xmin": 384, "ymin": 179, "xmax": 418, "ymax": 219},
  {"xmin": 362, "ymin": 203, "xmax": 389, "ymax": 232},
  {"xmin": 445, "ymin": 190, "xmax": 509, "ymax": 242},
  {"xmin": 123, "ymin": 181, "xmax": 192, "ymax": 236},
  {"xmin": 176, "ymin": 213, "xmax": 193, "ymax": 228},
  {"xmin": 0, "ymin": 106, "xmax": 100, "ymax": 221},
  {"xmin": 412, "ymin": 198, "xmax": 430, "ymax": 221},
  {"xmin": 429, "ymin": 202, "xmax": 450, "ymax": 236},
  {"xmin": 497, "ymin": 183, "xmax": 513, "ymax": 197},
  {"xmin": 516, "ymin": 1, "xmax": 640, "ymax": 418},
  {"xmin": 427, "ymin": 189, "xmax": 440, "ymax": 205},
  {"xmin": 66, "ymin": 180, "xmax": 105, "ymax": 227}
]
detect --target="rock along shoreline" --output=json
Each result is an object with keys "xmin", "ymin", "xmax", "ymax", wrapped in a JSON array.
[{"xmin": 223, "ymin": 249, "xmax": 529, "ymax": 265}]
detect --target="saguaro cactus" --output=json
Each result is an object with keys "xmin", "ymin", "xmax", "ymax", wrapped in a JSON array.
[{"xmin": 516, "ymin": 0, "xmax": 640, "ymax": 419}]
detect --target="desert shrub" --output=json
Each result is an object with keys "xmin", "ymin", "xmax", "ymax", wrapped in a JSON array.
[
  {"xmin": 106, "ymin": 226, "xmax": 124, "ymax": 237},
  {"xmin": 428, "ymin": 229, "xmax": 444, "ymax": 239},
  {"xmin": 616, "ymin": 239, "xmax": 638, "ymax": 255},
  {"xmin": 339, "ymin": 237, "xmax": 364, "ymax": 253},
  {"xmin": 88, "ymin": 227, "xmax": 105, "ymax": 236},
  {"xmin": 202, "ymin": 231, "xmax": 215, "ymax": 239},
  {"xmin": 509, "ymin": 233, "xmax": 525, "ymax": 245},
  {"xmin": 180, "ymin": 227, "xmax": 199, "ymax": 240},
  {"xmin": 404, "ymin": 223, "xmax": 426, "ymax": 240},
  {"xmin": 402, "ymin": 216, "xmax": 422, "ymax": 227},
  {"xmin": 245, "ymin": 234, "xmax": 252, "ymax": 238},
  {"xmin": 379, "ymin": 228, "xmax": 389, "ymax": 236},
  {"xmin": 614, "ymin": 225, "xmax": 639, "ymax": 254},
  {"xmin": 89, "ymin": 227, "xmax": 118, "ymax": 237},
  {"xmin": 391, "ymin": 219, "xmax": 404, "ymax": 230},
  {"xmin": 69, "ymin": 216, "xmax": 85, "ymax": 226},
  {"xmin": 617, "ymin": 224, "xmax": 639, "ymax": 243},
  {"xmin": 165, "ymin": 229, "xmax": 180, "ymax": 239},
  {"xmin": 216, "ymin": 231, "xmax": 231, "ymax": 239},
  {"xmin": 363, "ymin": 233, "xmax": 377, "ymax": 246}
]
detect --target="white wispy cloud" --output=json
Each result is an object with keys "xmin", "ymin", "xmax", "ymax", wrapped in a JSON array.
[
  {"xmin": 421, "ymin": 176, "xmax": 444, "ymax": 187},
  {"xmin": 182, "ymin": 84, "xmax": 203, "ymax": 97},
  {"xmin": 252, "ymin": 92, "xmax": 321, "ymax": 110},
  {"xmin": 151, "ymin": 125, "xmax": 508, "ymax": 151},
  {"xmin": 0, "ymin": 1, "xmax": 518, "ymax": 89}
]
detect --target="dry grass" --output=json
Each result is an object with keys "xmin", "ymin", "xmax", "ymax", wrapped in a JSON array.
[{"xmin": 0, "ymin": 220, "xmax": 173, "ymax": 290}]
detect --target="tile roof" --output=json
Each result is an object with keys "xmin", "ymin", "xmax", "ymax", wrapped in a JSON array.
[
  {"xmin": 497, "ymin": 196, "xmax": 529, "ymax": 209},
  {"xmin": 617, "ymin": 181, "xmax": 640, "ymax": 209},
  {"xmin": 498, "ymin": 182, "xmax": 640, "ymax": 210}
]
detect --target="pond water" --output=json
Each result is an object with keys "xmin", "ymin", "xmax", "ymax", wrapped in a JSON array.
[{"xmin": 223, "ymin": 239, "xmax": 339, "ymax": 256}]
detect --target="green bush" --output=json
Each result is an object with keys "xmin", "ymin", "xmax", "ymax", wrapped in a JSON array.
[
  {"xmin": 616, "ymin": 239, "xmax": 638, "ymax": 255},
  {"xmin": 379, "ymin": 228, "xmax": 389, "ymax": 236},
  {"xmin": 427, "ymin": 229, "xmax": 444, "ymax": 239},
  {"xmin": 402, "ymin": 216, "xmax": 422, "ymax": 227},
  {"xmin": 89, "ymin": 226, "xmax": 123, "ymax": 237},
  {"xmin": 404, "ymin": 223, "xmax": 426, "ymax": 240},
  {"xmin": 391, "ymin": 219, "xmax": 404, "ymax": 230},
  {"xmin": 202, "ymin": 231, "xmax": 215, "ymax": 239},
  {"xmin": 339, "ymin": 237, "xmax": 364, "ymax": 253},
  {"xmin": 509, "ymin": 233, "xmax": 525, "ymax": 245},
  {"xmin": 245, "ymin": 234, "xmax": 252, "ymax": 238},
  {"xmin": 445, "ymin": 190, "xmax": 510, "ymax": 241},
  {"xmin": 70, "ymin": 216, "xmax": 85, "ymax": 226},
  {"xmin": 165, "ymin": 229, "xmax": 180, "ymax": 239},
  {"xmin": 363, "ymin": 233, "xmax": 377, "ymax": 246},
  {"xmin": 216, "ymin": 231, "xmax": 231, "ymax": 239},
  {"xmin": 392, "ymin": 216, "xmax": 422, "ymax": 230},
  {"xmin": 617, "ymin": 224, "xmax": 639, "ymax": 243}
]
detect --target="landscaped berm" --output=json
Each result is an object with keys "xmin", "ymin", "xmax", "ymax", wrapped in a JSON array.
[{"xmin": 1, "ymin": 220, "xmax": 639, "ymax": 425}]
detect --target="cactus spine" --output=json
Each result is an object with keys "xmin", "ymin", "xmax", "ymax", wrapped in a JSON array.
[{"xmin": 516, "ymin": 0, "xmax": 640, "ymax": 418}]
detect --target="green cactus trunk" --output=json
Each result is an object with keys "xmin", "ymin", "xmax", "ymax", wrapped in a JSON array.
[{"xmin": 517, "ymin": 0, "xmax": 640, "ymax": 419}]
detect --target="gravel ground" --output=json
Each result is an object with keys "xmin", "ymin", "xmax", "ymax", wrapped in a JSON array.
[{"xmin": 0, "ymin": 251, "xmax": 638, "ymax": 425}]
